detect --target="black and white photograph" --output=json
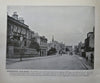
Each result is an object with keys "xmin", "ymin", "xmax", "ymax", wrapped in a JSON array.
[{"xmin": 6, "ymin": 6, "xmax": 95, "ymax": 70}]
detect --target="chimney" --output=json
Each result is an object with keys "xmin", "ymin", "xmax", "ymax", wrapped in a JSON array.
[
  {"xmin": 12, "ymin": 12, "xmax": 18, "ymax": 20},
  {"xmin": 18, "ymin": 17, "xmax": 24, "ymax": 23}
]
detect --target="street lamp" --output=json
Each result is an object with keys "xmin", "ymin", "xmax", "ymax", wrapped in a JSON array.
[{"xmin": 20, "ymin": 35, "xmax": 23, "ymax": 61}]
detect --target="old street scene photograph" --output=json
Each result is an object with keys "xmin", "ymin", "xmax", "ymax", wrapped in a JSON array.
[{"xmin": 6, "ymin": 6, "xmax": 95, "ymax": 70}]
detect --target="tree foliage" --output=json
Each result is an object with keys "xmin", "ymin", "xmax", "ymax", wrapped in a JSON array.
[
  {"xmin": 66, "ymin": 48, "xmax": 69, "ymax": 51},
  {"xmin": 47, "ymin": 47, "xmax": 57, "ymax": 55},
  {"xmin": 29, "ymin": 38, "xmax": 40, "ymax": 52}
]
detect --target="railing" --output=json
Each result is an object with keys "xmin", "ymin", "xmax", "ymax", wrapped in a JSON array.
[
  {"xmin": 12, "ymin": 47, "xmax": 39, "ymax": 58},
  {"xmin": 14, "ymin": 47, "xmax": 38, "ymax": 55}
]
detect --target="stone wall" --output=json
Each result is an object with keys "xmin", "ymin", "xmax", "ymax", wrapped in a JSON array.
[{"xmin": 7, "ymin": 46, "xmax": 39, "ymax": 58}]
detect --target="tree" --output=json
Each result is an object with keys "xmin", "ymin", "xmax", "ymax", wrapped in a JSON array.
[
  {"xmin": 47, "ymin": 47, "xmax": 57, "ymax": 55},
  {"xmin": 66, "ymin": 48, "xmax": 69, "ymax": 52},
  {"xmin": 29, "ymin": 38, "xmax": 40, "ymax": 52}
]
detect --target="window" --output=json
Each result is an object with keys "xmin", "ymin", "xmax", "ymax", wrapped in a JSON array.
[
  {"xmin": 18, "ymin": 26, "xmax": 21, "ymax": 33},
  {"xmin": 24, "ymin": 41, "xmax": 27, "ymax": 46},
  {"xmin": 13, "ymin": 25, "xmax": 17, "ymax": 32}
]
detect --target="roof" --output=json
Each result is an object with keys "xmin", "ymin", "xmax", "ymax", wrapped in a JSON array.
[
  {"xmin": 40, "ymin": 36, "xmax": 47, "ymax": 41},
  {"xmin": 7, "ymin": 15, "xmax": 29, "ymax": 30},
  {"xmin": 87, "ymin": 32, "xmax": 93, "ymax": 35}
]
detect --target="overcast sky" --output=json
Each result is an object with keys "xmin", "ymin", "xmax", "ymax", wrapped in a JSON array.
[{"xmin": 7, "ymin": 6, "xmax": 95, "ymax": 46}]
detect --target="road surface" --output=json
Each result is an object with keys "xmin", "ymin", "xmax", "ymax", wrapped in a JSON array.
[{"xmin": 6, "ymin": 54, "xmax": 93, "ymax": 70}]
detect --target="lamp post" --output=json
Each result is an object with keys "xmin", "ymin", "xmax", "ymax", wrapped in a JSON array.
[{"xmin": 20, "ymin": 35, "xmax": 23, "ymax": 61}]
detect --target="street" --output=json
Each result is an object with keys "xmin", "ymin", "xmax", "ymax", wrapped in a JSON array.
[{"xmin": 6, "ymin": 54, "xmax": 93, "ymax": 70}]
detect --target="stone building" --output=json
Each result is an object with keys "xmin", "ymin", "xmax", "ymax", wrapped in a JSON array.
[
  {"xmin": 34, "ymin": 34, "xmax": 48, "ymax": 56},
  {"xmin": 39, "ymin": 36, "xmax": 48, "ymax": 56},
  {"xmin": 47, "ymin": 36, "xmax": 66, "ymax": 55},
  {"xmin": 7, "ymin": 12, "xmax": 38, "ymax": 58},
  {"xmin": 84, "ymin": 28, "xmax": 94, "ymax": 62},
  {"xmin": 48, "ymin": 41, "xmax": 61, "ymax": 54},
  {"xmin": 74, "ymin": 45, "xmax": 79, "ymax": 55},
  {"xmin": 66, "ymin": 46, "xmax": 73, "ymax": 54}
]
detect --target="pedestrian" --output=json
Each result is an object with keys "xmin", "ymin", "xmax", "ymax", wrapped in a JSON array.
[
  {"xmin": 91, "ymin": 53, "xmax": 94, "ymax": 63},
  {"xmin": 59, "ymin": 50, "xmax": 62, "ymax": 56},
  {"xmin": 61, "ymin": 51, "xmax": 62, "ymax": 56}
]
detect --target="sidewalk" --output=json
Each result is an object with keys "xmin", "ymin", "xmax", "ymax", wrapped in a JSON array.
[
  {"xmin": 75, "ymin": 55, "xmax": 93, "ymax": 69},
  {"xmin": 6, "ymin": 54, "xmax": 58, "ymax": 65}
]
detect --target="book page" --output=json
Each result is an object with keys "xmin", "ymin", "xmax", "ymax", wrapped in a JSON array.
[{"xmin": 0, "ymin": 0, "xmax": 100, "ymax": 83}]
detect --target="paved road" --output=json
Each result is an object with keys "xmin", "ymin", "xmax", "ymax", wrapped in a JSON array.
[{"xmin": 6, "ymin": 54, "xmax": 92, "ymax": 70}]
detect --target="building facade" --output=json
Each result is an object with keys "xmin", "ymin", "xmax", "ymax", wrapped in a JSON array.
[
  {"xmin": 34, "ymin": 34, "xmax": 48, "ymax": 56},
  {"xmin": 7, "ymin": 12, "xmax": 40, "ymax": 58},
  {"xmin": 76, "ymin": 27, "xmax": 94, "ymax": 64},
  {"xmin": 84, "ymin": 29, "xmax": 94, "ymax": 62},
  {"xmin": 7, "ymin": 12, "xmax": 30, "ymax": 58},
  {"xmin": 66, "ymin": 46, "xmax": 73, "ymax": 54},
  {"xmin": 47, "ymin": 36, "xmax": 66, "ymax": 55}
]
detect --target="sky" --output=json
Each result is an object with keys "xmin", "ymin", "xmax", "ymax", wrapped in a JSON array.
[{"xmin": 7, "ymin": 6, "xmax": 95, "ymax": 46}]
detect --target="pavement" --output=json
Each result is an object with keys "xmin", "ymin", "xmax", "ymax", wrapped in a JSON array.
[{"xmin": 6, "ymin": 54, "xmax": 93, "ymax": 70}]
